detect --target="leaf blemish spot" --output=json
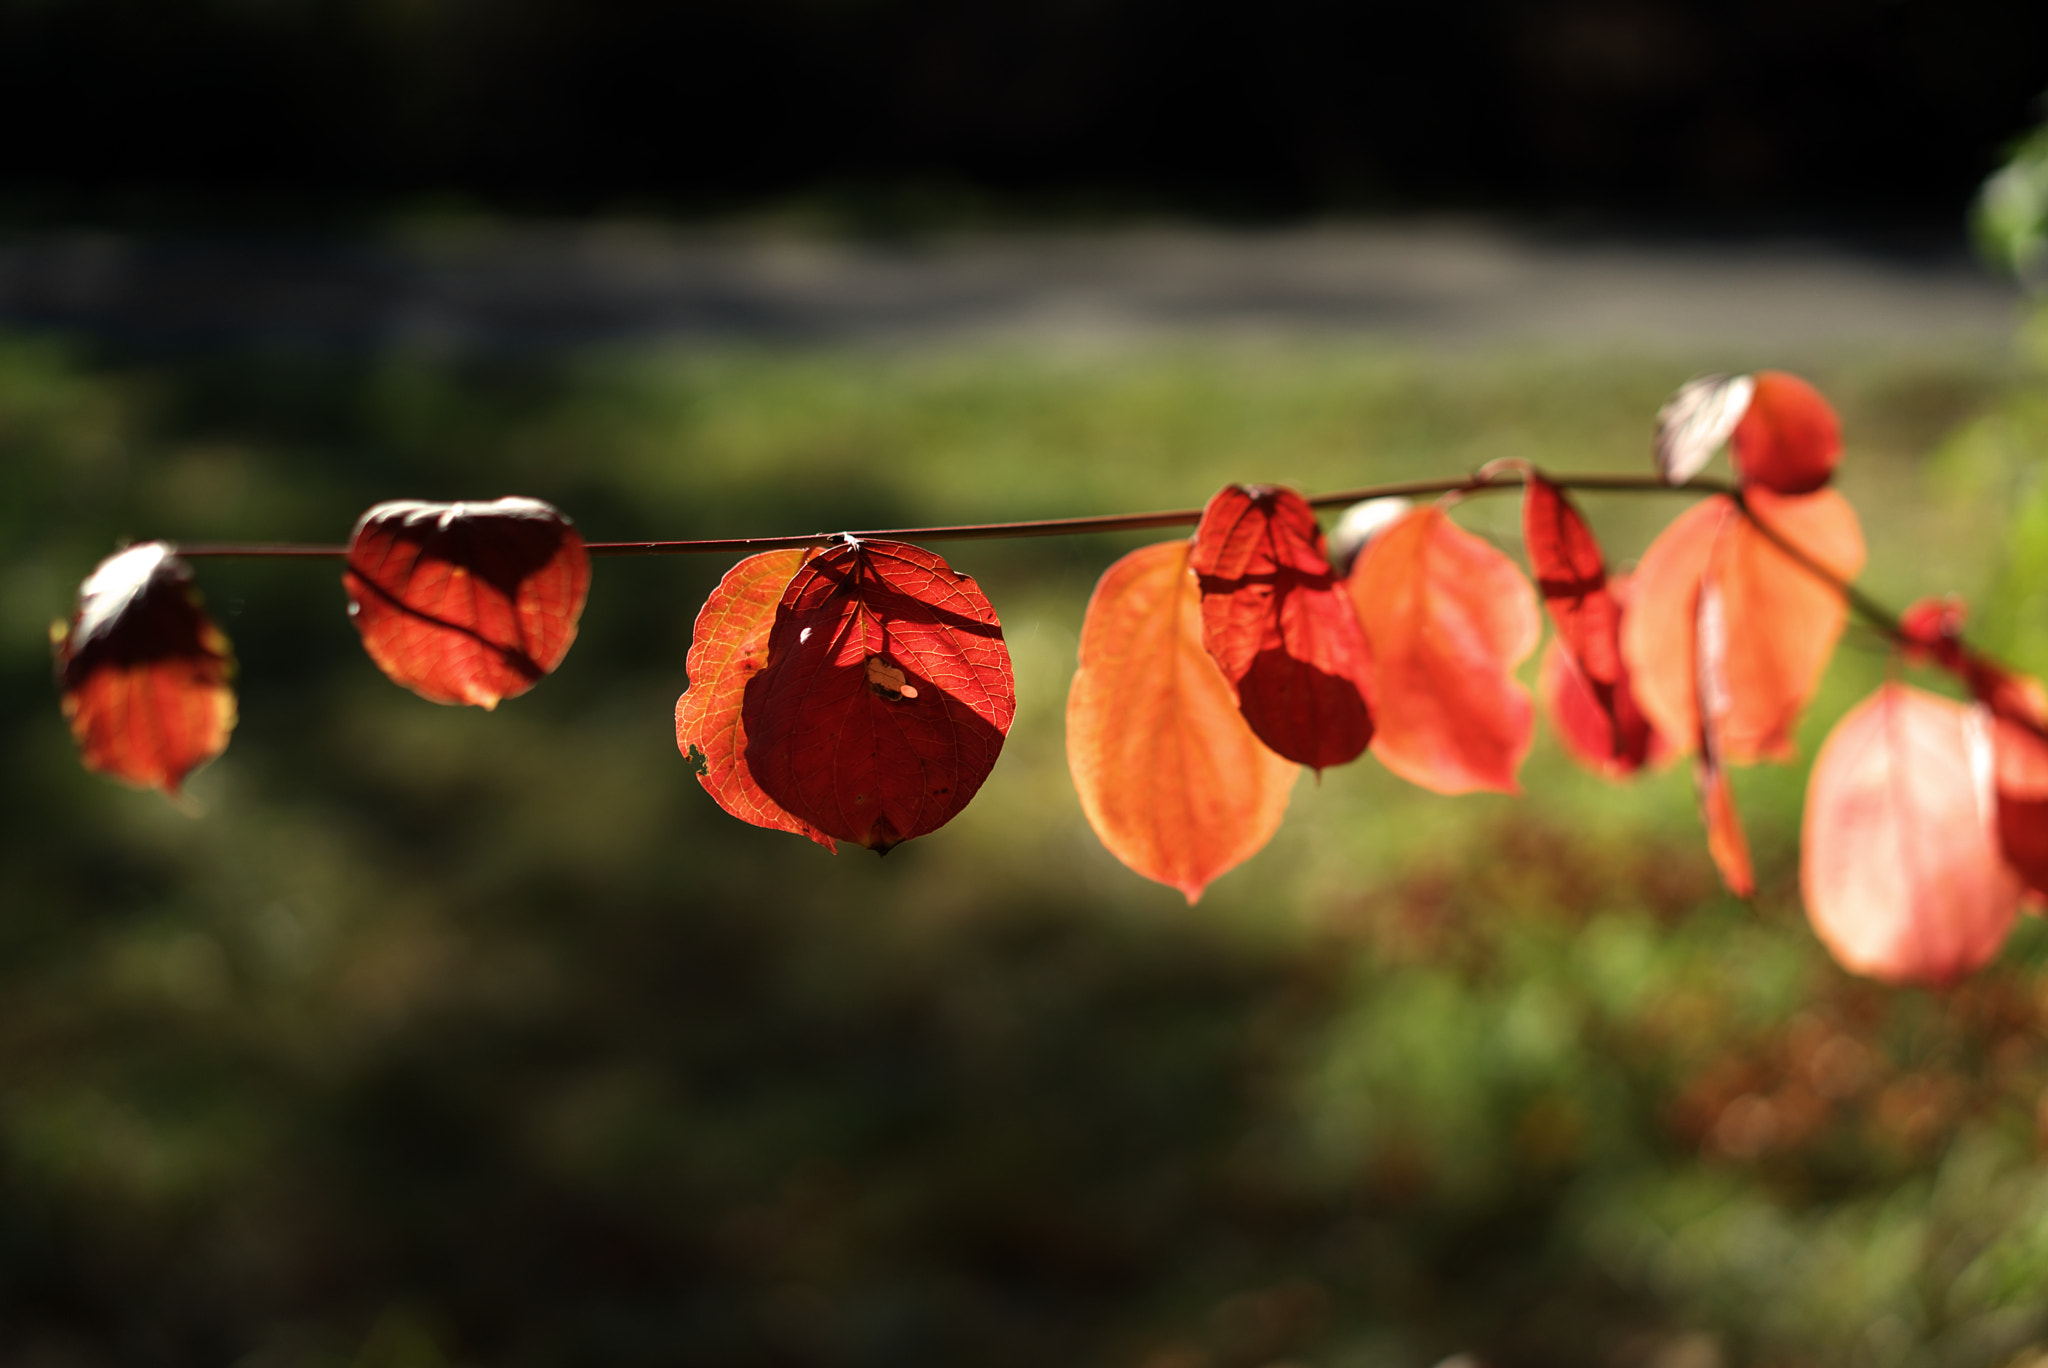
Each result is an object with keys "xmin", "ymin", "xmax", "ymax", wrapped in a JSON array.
[{"xmin": 865, "ymin": 655, "xmax": 917, "ymax": 700}]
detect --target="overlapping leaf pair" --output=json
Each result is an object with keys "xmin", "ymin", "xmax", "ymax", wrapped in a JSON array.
[
  {"xmin": 55, "ymin": 498, "xmax": 592, "ymax": 793},
  {"xmin": 1069, "ymin": 482, "xmax": 1540, "ymax": 902}
]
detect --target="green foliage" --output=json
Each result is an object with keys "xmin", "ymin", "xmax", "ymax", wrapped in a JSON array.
[{"xmin": 2, "ymin": 336, "xmax": 2043, "ymax": 1365}]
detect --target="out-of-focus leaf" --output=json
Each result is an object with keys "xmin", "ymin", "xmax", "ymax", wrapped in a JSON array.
[
  {"xmin": 741, "ymin": 538, "xmax": 1014, "ymax": 853},
  {"xmin": 1696, "ymin": 580, "xmax": 1754, "ymax": 897},
  {"xmin": 1325, "ymin": 495, "xmax": 1412, "ymax": 576},
  {"xmin": 1654, "ymin": 374, "xmax": 1754, "ymax": 485},
  {"xmin": 1524, "ymin": 473, "xmax": 1659, "ymax": 775},
  {"xmin": 1964, "ymin": 663, "xmax": 2048, "ymax": 900},
  {"xmin": 54, "ymin": 542, "xmax": 236, "ymax": 796},
  {"xmin": 1350, "ymin": 504, "xmax": 1538, "ymax": 794},
  {"xmin": 1802, "ymin": 683, "xmax": 2020, "ymax": 985},
  {"xmin": 1190, "ymin": 484, "xmax": 1375, "ymax": 771},
  {"xmin": 343, "ymin": 496, "xmax": 590, "ymax": 708},
  {"xmin": 1623, "ymin": 490, "xmax": 1865, "ymax": 763},
  {"xmin": 676, "ymin": 549, "xmax": 834, "ymax": 850},
  {"xmin": 1539, "ymin": 573, "xmax": 1662, "ymax": 778},
  {"xmin": 1066, "ymin": 540, "xmax": 1297, "ymax": 902},
  {"xmin": 1730, "ymin": 371, "xmax": 1842, "ymax": 495}
]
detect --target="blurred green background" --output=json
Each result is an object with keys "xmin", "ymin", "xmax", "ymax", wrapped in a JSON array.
[{"xmin": 9, "ymin": 320, "xmax": 2048, "ymax": 1368}]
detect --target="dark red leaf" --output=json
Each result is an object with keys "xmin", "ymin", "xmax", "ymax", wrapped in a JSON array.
[
  {"xmin": 676, "ymin": 549, "xmax": 835, "ymax": 850},
  {"xmin": 1730, "ymin": 371, "xmax": 1842, "ymax": 495},
  {"xmin": 1522, "ymin": 473, "xmax": 1664, "ymax": 775},
  {"xmin": 1539, "ymin": 572, "xmax": 1661, "ymax": 778},
  {"xmin": 1349, "ymin": 504, "xmax": 1538, "ymax": 794},
  {"xmin": 55, "ymin": 542, "xmax": 235, "ymax": 796},
  {"xmin": 1190, "ymin": 484, "xmax": 1374, "ymax": 770},
  {"xmin": 1523, "ymin": 474, "xmax": 1619, "ymax": 683},
  {"xmin": 1963, "ymin": 662, "xmax": 2048, "ymax": 899},
  {"xmin": 741, "ymin": 538, "xmax": 1015, "ymax": 853},
  {"xmin": 344, "ymin": 497, "xmax": 590, "ymax": 708},
  {"xmin": 1066, "ymin": 540, "xmax": 1297, "ymax": 902},
  {"xmin": 1802, "ymin": 683, "xmax": 2019, "ymax": 985}
]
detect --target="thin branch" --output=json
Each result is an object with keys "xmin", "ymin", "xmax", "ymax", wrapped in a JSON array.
[{"xmin": 172, "ymin": 469, "xmax": 1732, "ymax": 560}]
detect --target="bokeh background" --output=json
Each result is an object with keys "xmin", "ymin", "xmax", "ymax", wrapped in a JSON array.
[{"xmin": 7, "ymin": 4, "xmax": 2048, "ymax": 1366}]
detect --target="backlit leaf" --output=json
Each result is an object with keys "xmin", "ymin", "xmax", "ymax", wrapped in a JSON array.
[
  {"xmin": 55, "ymin": 542, "xmax": 235, "ymax": 796},
  {"xmin": 1190, "ymin": 484, "xmax": 1375, "ymax": 770},
  {"xmin": 1350, "ymin": 504, "xmax": 1539, "ymax": 794},
  {"xmin": 676, "ymin": 549, "xmax": 834, "ymax": 850},
  {"xmin": 741, "ymin": 538, "xmax": 1014, "ymax": 853},
  {"xmin": 1696, "ymin": 580, "xmax": 1754, "ymax": 897},
  {"xmin": 1655, "ymin": 373, "xmax": 1754, "ymax": 484},
  {"xmin": 1965, "ymin": 663, "xmax": 2048, "ymax": 899},
  {"xmin": 1066, "ymin": 540, "xmax": 1297, "ymax": 902},
  {"xmin": 1523, "ymin": 473, "xmax": 1663, "ymax": 776},
  {"xmin": 1622, "ymin": 490, "xmax": 1865, "ymax": 764},
  {"xmin": 1802, "ymin": 683, "xmax": 2020, "ymax": 985},
  {"xmin": 1539, "ymin": 572, "xmax": 1661, "ymax": 778},
  {"xmin": 1730, "ymin": 370, "xmax": 1842, "ymax": 495},
  {"xmin": 344, "ymin": 497, "xmax": 591, "ymax": 709}
]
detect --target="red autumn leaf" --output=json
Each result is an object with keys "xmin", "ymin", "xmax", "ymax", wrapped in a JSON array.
[
  {"xmin": 675, "ymin": 548, "xmax": 834, "ymax": 850},
  {"xmin": 1622, "ymin": 489, "xmax": 1865, "ymax": 764},
  {"xmin": 1802, "ymin": 683, "xmax": 2020, "ymax": 986},
  {"xmin": 1190, "ymin": 484, "xmax": 1375, "ymax": 771},
  {"xmin": 343, "ymin": 497, "xmax": 591, "ymax": 708},
  {"xmin": 1522, "ymin": 474, "xmax": 1619, "ymax": 682},
  {"xmin": 1963, "ymin": 663, "xmax": 2048, "ymax": 899},
  {"xmin": 1730, "ymin": 371, "xmax": 1842, "ymax": 495},
  {"xmin": 54, "ymin": 542, "xmax": 236, "ymax": 796},
  {"xmin": 1655, "ymin": 373, "xmax": 1755, "ymax": 485},
  {"xmin": 1349, "ymin": 504, "xmax": 1539, "ymax": 794},
  {"xmin": 1695, "ymin": 580, "xmax": 1754, "ymax": 897},
  {"xmin": 1066, "ymin": 540, "xmax": 1298, "ymax": 902},
  {"xmin": 1894, "ymin": 593, "xmax": 1972, "ymax": 682},
  {"xmin": 1538, "ymin": 572, "xmax": 1662, "ymax": 777},
  {"xmin": 741, "ymin": 537, "xmax": 1014, "ymax": 852}
]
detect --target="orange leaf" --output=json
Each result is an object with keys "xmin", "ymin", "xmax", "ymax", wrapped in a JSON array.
[
  {"xmin": 1190, "ymin": 484, "xmax": 1375, "ymax": 770},
  {"xmin": 344, "ymin": 497, "xmax": 591, "ymax": 708},
  {"xmin": 741, "ymin": 538, "xmax": 1014, "ymax": 852},
  {"xmin": 55, "ymin": 542, "xmax": 236, "ymax": 796},
  {"xmin": 1067, "ymin": 541, "xmax": 1298, "ymax": 902},
  {"xmin": 1730, "ymin": 371, "xmax": 1841, "ymax": 495},
  {"xmin": 1622, "ymin": 490, "xmax": 1864, "ymax": 764},
  {"xmin": 1696, "ymin": 580, "xmax": 1753, "ymax": 897},
  {"xmin": 1350, "ymin": 504, "xmax": 1539, "ymax": 794},
  {"xmin": 676, "ymin": 549, "xmax": 835, "ymax": 850},
  {"xmin": 1801, "ymin": 683, "xmax": 2020, "ymax": 986}
]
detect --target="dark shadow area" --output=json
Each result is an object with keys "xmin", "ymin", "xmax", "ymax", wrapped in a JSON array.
[{"xmin": 2, "ymin": 0, "xmax": 2044, "ymax": 222}]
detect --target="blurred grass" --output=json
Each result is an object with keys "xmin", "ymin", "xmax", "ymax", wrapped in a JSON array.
[{"xmin": 4, "ymin": 333, "xmax": 2048, "ymax": 1367}]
